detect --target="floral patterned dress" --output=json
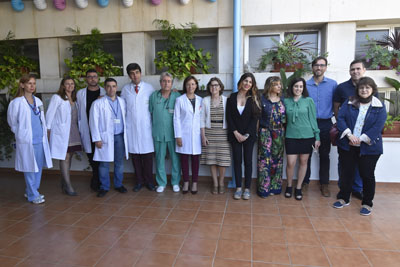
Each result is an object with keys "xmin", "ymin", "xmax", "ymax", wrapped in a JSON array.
[{"xmin": 257, "ymin": 99, "xmax": 286, "ymax": 197}]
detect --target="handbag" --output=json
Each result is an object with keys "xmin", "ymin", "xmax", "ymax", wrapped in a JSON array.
[{"xmin": 330, "ymin": 123, "xmax": 339, "ymax": 146}]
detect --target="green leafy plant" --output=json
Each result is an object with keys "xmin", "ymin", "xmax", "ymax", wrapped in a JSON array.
[
  {"xmin": 64, "ymin": 27, "xmax": 123, "ymax": 88},
  {"xmin": 153, "ymin": 19, "xmax": 212, "ymax": 80},
  {"xmin": 280, "ymin": 68, "xmax": 305, "ymax": 97},
  {"xmin": 384, "ymin": 76, "xmax": 400, "ymax": 130},
  {"xmin": 365, "ymin": 35, "xmax": 399, "ymax": 70},
  {"xmin": 0, "ymin": 97, "xmax": 14, "ymax": 160},
  {"xmin": 258, "ymin": 34, "xmax": 313, "ymax": 72},
  {"xmin": 0, "ymin": 31, "xmax": 39, "ymax": 96}
]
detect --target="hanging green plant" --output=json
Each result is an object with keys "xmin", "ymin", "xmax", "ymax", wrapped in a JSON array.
[
  {"xmin": 64, "ymin": 27, "xmax": 123, "ymax": 89},
  {"xmin": 153, "ymin": 19, "xmax": 212, "ymax": 80}
]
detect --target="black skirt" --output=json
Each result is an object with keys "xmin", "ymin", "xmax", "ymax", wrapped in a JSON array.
[{"xmin": 285, "ymin": 138, "xmax": 315, "ymax": 155}]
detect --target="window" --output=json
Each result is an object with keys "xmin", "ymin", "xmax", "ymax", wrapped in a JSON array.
[
  {"xmin": 355, "ymin": 29, "xmax": 389, "ymax": 60},
  {"xmin": 154, "ymin": 35, "xmax": 217, "ymax": 74},
  {"xmin": 102, "ymin": 34, "xmax": 123, "ymax": 67},
  {"xmin": 246, "ymin": 31, "xmax": 319, "ymax": 71}
]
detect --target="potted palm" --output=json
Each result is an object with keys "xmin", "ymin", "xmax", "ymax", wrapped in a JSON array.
[
  {"xmin": 383, "ymin": 76, "xmax": 400, "ymax": 137},
  {"xmin": 364, "ymin": 35, "xmax": 399, "ymax": 70},
  {"xmin": 258, "ymin": 34, "xmax": 313, "ymax": 72}
]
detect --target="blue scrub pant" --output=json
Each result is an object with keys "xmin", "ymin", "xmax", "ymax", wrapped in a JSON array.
[
  {"xmin": 24, "ymin": 143, "xmax": 45, "ymax": 202},
  {"xmin": 98, "ymin": 134, "xmax": 125, "ymax": 191},
  {"xmin": 154, "ymin": 140, "xmax": 181, "ymax": 187}
]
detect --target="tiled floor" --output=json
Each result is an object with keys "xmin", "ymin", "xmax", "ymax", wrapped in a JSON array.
[{"xmin": 1, "ymin": 171, "xmax": 400, "ymax": 267}]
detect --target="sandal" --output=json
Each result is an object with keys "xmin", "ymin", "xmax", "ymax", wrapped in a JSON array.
[
  {"xmin": 212, "ymin": 186, "xmax": 218, "ymax": 194},
  {"xmin": 218, "ymin": 185, "xmax": 225, "ymax": 194},
  {"xmin": 285, "ymin": 186, "xmax": 292, "ymax": 198},
  {"xmin": 295, "ymin": 188, "xmax": 303, "ymax": 201}
]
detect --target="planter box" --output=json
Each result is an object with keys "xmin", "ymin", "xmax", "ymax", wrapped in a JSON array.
[{"xmin": 383, "ymin": 121, "xmax": 400, "ymax": 137}]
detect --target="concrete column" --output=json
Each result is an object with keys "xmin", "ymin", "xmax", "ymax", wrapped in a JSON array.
[
  {"xmin": 58, "ymin": 38, "xmax": 72, "ymax": 78},
  {"xmin": 122, "ymin": 32, "xmax": 146, "ymax": 76},
  {"xmin": 325, "ymin": 22, "xmax": 357, "ymax": 73},
  {"xmin": 38, "ymin": 38, "xmax": 60, "ymax": 78},
  {"xmin": 218, "ymin": 28, "xmax": 233, "ymax": 74}
]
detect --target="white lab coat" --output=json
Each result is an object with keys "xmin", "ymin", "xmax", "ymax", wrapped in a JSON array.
[
  {"xmin": 46, "ymin": 94, "xmax": 75, "ymax": 160},
  {"xmin": 76, "ymin": 87, "xmax": 105, "ymax": 153},
  {"xmin": 201, "ymin": 95, "xmax": 228, "ymax": 129},
  {"xmin": 174, "ymin": 94, "xmax": 202, "ymax": 155},
  {"xmin": 120, "ymin": 81, "xmax": 155, "ymax": 154},
  {"xmin": 89, "ymin": 96, "xmax": 129, "ymax": 162},
  {"xmin": 7, "ymin": 96, "xmax": 53, "ymax": 172}
]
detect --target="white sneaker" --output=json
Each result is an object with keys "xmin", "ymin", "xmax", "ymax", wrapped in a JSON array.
[
  {"xmin": 31, "ymin": 196, "xmax": 45, "ymax": 204},
  {"xmin": 24, "ymin": 194, "xmax": 45, "ymax": 200},
  {"xmin": 173, "ymin": 185, "xmax": 180, "ymax": 192},
  {"xmin": 156, "ymin": 186, "xmax": 165, "ymax": 193}
]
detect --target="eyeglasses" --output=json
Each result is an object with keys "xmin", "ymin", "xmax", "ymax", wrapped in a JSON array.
[
  {"xmin": 313, "ymin": 64, "xmax": 327, "ymax": 68},
  {"xmin": 210, "ymin": 84, "xmax": 220, "ymax": 88}
]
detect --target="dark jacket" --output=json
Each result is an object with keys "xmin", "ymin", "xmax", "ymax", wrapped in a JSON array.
[
  {"xmin": 259, "ymin": 95, "xmax": 286, "ymax": 129},
  {"xmin": 226, "ymin": 92, "xmax": 259, "ymax": 143},
  {"xmin": 337, "ymin": 96, "xmax": 386, "ymax": 155}
]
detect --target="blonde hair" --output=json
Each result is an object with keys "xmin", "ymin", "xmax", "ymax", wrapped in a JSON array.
[{"xmin": 15, "ymin": 74, "xmax": 37, "ymax": 98}]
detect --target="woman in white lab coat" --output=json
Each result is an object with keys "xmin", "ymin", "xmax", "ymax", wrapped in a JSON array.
[
  {"xmin": 7, "ymin": 74, "xmax": 53, "ymax": 204},
  {"xmin": 46, "ymin": 77, "xmax": 81, "ymax": 196},
  {"xmin": 174, "ymin": 76, "xmax": 202, "ymax": 194}
]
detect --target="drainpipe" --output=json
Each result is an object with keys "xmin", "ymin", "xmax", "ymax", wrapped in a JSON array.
[{"xmin": 228, "ymin": 0, "xmax": 241, "ymax": 189}]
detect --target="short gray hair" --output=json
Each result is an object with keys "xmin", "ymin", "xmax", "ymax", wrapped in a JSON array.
[{"xmin": 159, "ymin": 72, "xmax": 174, "ymax": 84}]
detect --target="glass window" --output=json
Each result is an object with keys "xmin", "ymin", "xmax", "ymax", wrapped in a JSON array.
[
  {"xmin": 248, "ymin": 35, "xmax": 279, "ymax": 70},
  {"xmin": 155, "ymin": 35, "xmax": 217, "ymax": 74},
  {"xmin": 285, "ymin": 31, "xmax": 319, "ymax": 56},
  {"xmin": 355, "ymin": 30, "xmax": 389, "ymax": 60},
  {"xmin": 389, "ymin": 91, "xmax": 399, "ymax": 115},
  {"xmin": 102, "ymin": 34, "xmax": 123, "ymax": 67}
]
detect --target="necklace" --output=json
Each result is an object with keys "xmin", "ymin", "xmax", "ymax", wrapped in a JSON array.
[{"xmin": 24, "ymin": 96, "xmax": 40, "ymax": 116}]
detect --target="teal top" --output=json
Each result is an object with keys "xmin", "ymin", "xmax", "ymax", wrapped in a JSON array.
[
  {"xmin": 284, "ymin": 96, "xmax": 320, "ymax": 141},
  {"xmin": 149, "ymin": 90, "xmax": 181, "ymax": 142}
]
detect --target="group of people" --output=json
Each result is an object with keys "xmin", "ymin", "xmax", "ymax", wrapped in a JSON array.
[{"xmin": 7, "ymin": 58, "xmax": 387, "ymax": 216}]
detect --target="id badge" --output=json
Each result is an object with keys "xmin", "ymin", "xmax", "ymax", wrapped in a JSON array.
[
  {"xmin": 168, "ymin": 109, "xmax": 174, "ymax": 114},
  {"xmin": 114, "ymin": 119, "xmax": 121, "ymax": 124}
]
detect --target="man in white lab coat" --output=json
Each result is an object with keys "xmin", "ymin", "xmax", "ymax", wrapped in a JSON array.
[
  {"xmin": 76, "ymin": 69, "xmax": 105, "ymax": 192},
  {"xmin": 121, "ymin": 63, "xmax": 156, "ymax": 192},
  {"xmin": 89, "ymin": 78, "xmax": 129, "ymax": 198}
]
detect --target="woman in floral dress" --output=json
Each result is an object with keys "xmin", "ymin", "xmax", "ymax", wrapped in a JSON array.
[{"xmin": 257, "ymin": 76, "xmax": 286, "ymax": 198}]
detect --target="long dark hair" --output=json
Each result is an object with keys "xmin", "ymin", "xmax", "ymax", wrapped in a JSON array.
[
  {"xmin": 57, "ymin": 77, "xmax": 77, "ymax": 102},
  {"xmin": 287, "ymin": 77, "xmax": 309, "ymax": 98},
  {"xmin": 182, "ymin": 76, "xmax": 199, "ymax": 94},
  {"xmin": 237, "ymin": 73, "xmax": 261, "ymax": 115}
]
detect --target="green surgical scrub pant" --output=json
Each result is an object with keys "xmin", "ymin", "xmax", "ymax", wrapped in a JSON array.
[{"xmin": 154, "ymin": 140, "xmax": 181, "ymax": 187}]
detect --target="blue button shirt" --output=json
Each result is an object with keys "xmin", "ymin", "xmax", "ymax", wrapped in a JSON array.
[
  {"xmin": 306, "ymin": 76, "xmax": 337, "ymax": 119},
  {"xmin": 106, "ymin": 96, "xmax": 124, "ymax": 135}
]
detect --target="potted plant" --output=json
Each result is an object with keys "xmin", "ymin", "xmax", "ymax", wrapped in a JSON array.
[
  {"xmin": 0, "ymin": 31, "xmax": 39, "ymax": 160},
  {"xmin": 383, "ymin": 76, "xmax": 400, "ymax": 137},
  {"xmin": 258, "ymin": 34, "xmax": 313, "ymax": 72},
  {"xmin": 153, "ymin": 19, "xmax": 212, "ymax": 80},
  {"xmin": 64, "ymin": 27, "xmax": 123, "ymax": 88},
  {"xmin": 364, "ymin": 35, "xmax": 398, "ymax": 70}
]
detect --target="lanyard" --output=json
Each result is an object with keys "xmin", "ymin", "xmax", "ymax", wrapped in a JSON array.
[
  {"xmin": 108, "ymin": 98, "xmax": 119, "ymax": 118},
  {"xmin": 24, "ymin": 96, "xmax": 40, "ymax": 116}
]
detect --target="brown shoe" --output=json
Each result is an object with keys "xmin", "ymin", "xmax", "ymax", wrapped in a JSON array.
[{"xmin": 321, "ymin": 184, "xmax": 331, "ymax": 197}]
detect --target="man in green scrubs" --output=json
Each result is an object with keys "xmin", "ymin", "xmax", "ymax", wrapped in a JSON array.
[{"xmin": 149, "ymin": 72, "xmax": 181, "ymax": 193}]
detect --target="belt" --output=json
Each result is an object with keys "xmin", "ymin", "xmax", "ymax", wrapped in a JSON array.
[
  {"xmin": 317, "ymin": 118, "xmax": 332, "ymax": 122},
  {"xmin": 211, "ymin": 120, "xmax": 223, "ymax": 123}
]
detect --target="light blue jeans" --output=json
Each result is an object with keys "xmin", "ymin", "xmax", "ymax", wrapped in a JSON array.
[
  {"xmin": 24, "ymin": 143, "xmax": 44, "ymax": 202},
  {"xmin": 98, "ymin": 134, "xmax": 125, "ymax": 191}
]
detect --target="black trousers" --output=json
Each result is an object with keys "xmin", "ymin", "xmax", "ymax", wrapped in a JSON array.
[
  {"xmin": 337, "ymin": 147, "xmax": 380, "ymax": 207},
  {"xmin": 87, "ymin": 142, "xmax": 100, "ymax": 191},
  {"xmin": 231, "ymin": 139, "xmax": 255, "ymax": 189},
  {"xmin": 304, "ymin": 119, "xmax": 332, "ymax": 185}
]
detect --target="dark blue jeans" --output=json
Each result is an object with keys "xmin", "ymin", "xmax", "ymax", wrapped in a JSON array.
[
  {"xmin": 98, "ymin": 133, "xmax": 125, "ymax": 191},
  {"xmin": 304, "ymin": 119, "xmax": 332, "ymax": 185}
]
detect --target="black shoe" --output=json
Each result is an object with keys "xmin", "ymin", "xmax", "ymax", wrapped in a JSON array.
[
  {"xmin": 133, "ymin": 184, "xmax": 143, "ymax": 192},
  {"xmin": 295, "ymin": 188, "xmax": 303, "ymax": 201},
  {"xmin": 352, "ymin": 191, "xmax": 363, "ymax": 200},
  {"xmin": 285, "ymin": 186, "xmax": 292, "ymax": 198},
  {"xmin": 90, "ymin": 185, "xmax": 100, "ymax": 192},
  {"xmin": 97, "ymin": 189, "xmax": 108, "ymax": 198},
  {"xmin": 115, "ymin": 186, "xmax": 127, "ymax": 193},
  {"xmin": 146, "ymin": 183, "xmax": 156, "ymax": 191}
]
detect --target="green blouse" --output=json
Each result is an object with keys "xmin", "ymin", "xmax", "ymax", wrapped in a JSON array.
[{"xmin": 284, "ymin": 96, "xmax": 320, "ymax": 141}]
